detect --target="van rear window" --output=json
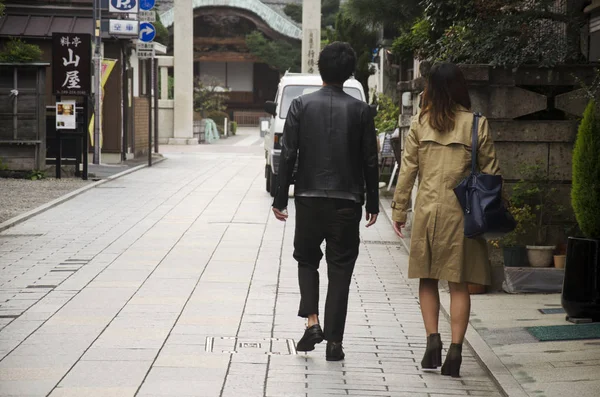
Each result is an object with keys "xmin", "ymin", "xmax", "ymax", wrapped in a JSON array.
[{"xmin": 279, "ymin": 85, "xmax": 362, "ymax": 119}]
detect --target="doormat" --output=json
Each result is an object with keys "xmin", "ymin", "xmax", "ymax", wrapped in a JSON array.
[
  {"xmin": 526, "ymin": 323, "xmax": 600, "ymax": 342},
  {"xmin": 538, "ymin": 308, "xmax": 566, "ymax": 315}
]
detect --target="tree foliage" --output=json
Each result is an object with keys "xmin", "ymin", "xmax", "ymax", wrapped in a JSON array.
[
  {"xmin": 0, "ymin": 0, "xmax": 5, "ymax": 18},
  {"xmin": 284, "ymin": 0, "xmax": 340, "ymax": 29},
  {"xmin": 571, "ymin": 100, "xmax": 600, "ymax": 238},
  {"xmin": 0, "ymin": 38, "xmax": 43, "ymax": 63},
  {"xmin": 193, "ymin": 78, "xmax": 229, "ymax": 115},
  {"xmin": 391, "ymin": 0, "xmax": 585, "ymax": 67},
  {"xmin": 374, "ymin": 94, "xmax": 399, "ymax": 133},
  {"xmin": 283, "ymin": 4, "xmax": 302, "ymax": 24},
  {"xmin": 246, "ymin": 31, "xmax": 301, "ymax": 75},
  {"xmin": 154, "ymin": 10, "xmax": 170, "ymax": 46},
  {"xmin": 345, "ymin": 0, "xmax": 421, "ymax": 29},
  {"xmin": 331, "ymin": 12, "xmax": 377, "ymax": 102}
]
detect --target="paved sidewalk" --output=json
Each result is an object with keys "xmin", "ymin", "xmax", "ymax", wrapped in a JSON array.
[
  {"xmin": 0, "ymin": 147, "xmax": 502, "ymax": 396},
  {"xmin": 381, "ymin": 190, "xmax": 600, "ymax": 397}
]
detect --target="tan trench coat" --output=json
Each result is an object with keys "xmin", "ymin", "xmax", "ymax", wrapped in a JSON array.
[{"xmin": 392, "ymin": 109, "xmax": 501, "ymax": 285}]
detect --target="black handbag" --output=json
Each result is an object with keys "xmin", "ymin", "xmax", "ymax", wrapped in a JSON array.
[{"xmin": 453, "ymin": 113, "xmax": 516, "ymax": 239}]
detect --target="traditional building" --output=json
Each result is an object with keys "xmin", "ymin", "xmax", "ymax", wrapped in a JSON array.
[
  {"xmin": 0, "ymin": 0, "xmax": 153, "ymax": 164},
  {"xmin": 159, "ymin": 0, "xmax": 301, "ymax": 123}
]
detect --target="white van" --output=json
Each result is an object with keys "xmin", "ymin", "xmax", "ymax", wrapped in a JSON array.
[{"xmin": 263, "ymin": 73, "xmax": 371, "ymax": 197}]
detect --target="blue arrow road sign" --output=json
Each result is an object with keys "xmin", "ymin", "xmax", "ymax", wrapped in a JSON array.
[
  {"xmin": 110, "ymin": 0, "xmax": 137, "ymax": 12},
  {"xmin": 139, "ymin": 22, "xmax": 156, "ymax": 43},
  {"xmin": 139, "ymin": 0, "xmax": 156, "ymax": 11}
]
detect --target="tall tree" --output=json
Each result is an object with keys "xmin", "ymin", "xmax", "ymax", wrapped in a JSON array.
[
  {"xmin": 283, "ymin": 0, "xmax": 341, "ymax": 29},
  {"xmin": 246, "ymin": 31, "xmax": 301, "ymax": 75},
  {"xmin": 344, "ymin": 0, "xmax": 421, "ymax": 29},
  {"xmin": 331, "ymin": 12, "xmax": 377, "ymax": 102}
]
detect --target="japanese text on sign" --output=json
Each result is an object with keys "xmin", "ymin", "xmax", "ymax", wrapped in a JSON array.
[{"xmin": 52, "ymin": 33, "xmax": 91, "ymax": 96}]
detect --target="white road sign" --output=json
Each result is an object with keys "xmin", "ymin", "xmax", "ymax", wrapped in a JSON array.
[
  {"xmin": 137, "ymin": 42, "xmax": 155, "ymax": 59},
  {"xmin": 139, "ymin": 11, "xmax": 156, "ymax": 22},
  {"xmin": 109, "ymin": 19, "xmax": 139, "ymax": 36}
]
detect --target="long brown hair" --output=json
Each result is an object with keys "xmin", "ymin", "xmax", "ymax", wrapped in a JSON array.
[{"xmin": 419, "ymin": 63, "xmax": 471, "ymax": 132}]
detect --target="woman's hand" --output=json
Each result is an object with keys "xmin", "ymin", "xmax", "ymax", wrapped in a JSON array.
[{"xmin": 393, "ymin": 221, "xmax": 405, "ymax": 238}]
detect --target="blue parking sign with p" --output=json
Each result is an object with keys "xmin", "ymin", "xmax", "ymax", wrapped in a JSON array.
[
  {"xmin": 139, "ymin": 22, "xmax": 156, "ymax": 43},
  {"xmin": 110, "ymin": 0, "xmax": 137, "ymax": 11}
]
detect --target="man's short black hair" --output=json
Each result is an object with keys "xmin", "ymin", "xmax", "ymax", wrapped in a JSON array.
[{"xmin": 318, "ymin": 42, "xmax": 357, "ymax": 85}]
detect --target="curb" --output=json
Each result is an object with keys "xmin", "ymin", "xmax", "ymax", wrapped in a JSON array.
[
  {"xmin": 378, "ymin": 199, "xmax": 528, "ymax": 397},
  {"xmin": 0, "ymin": 158, "xmax": 166, "ymax": 234}
]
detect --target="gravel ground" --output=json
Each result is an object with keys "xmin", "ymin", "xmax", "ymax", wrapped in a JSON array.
[{"xmin": 0, "ymin": 178, "xmax": 92, "ymax": 224}]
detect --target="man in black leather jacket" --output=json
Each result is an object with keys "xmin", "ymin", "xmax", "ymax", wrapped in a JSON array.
[{"xmin": 272, "ymin": 42, "xmax": 380, "ymax": 361}]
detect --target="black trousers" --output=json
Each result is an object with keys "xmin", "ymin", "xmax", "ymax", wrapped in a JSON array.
[{"xmin": 294, "ymin": 196, "xmax": 362, "ymax": 343}]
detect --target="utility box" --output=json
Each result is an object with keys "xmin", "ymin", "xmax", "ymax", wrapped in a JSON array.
[{"xmin": 0, "ymin": 63, "xmax": 49, "ymax": 171}]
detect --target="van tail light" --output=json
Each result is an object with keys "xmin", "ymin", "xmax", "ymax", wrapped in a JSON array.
[{"xmin": 274, "ymin": 133, "xmax": 283, "ymax": 149}]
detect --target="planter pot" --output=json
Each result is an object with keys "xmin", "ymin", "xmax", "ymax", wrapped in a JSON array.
[
  {"xmin": 554, "ymin": 255, "xmax": 566, "ymax": 269},
  {"xmin": 562, "ymin": 237, "xmax": 600, "ymax": 321},
  {"xmin": 503, "ymin": 246, "xmax": 528, "ymax": 267},
  {"xmin": 526, "ymin": 245, "xmax": 555, "ymax": 267},
  {"xmin": 468, "ymin": 283, "xmax": 486, "ymax": 294}
]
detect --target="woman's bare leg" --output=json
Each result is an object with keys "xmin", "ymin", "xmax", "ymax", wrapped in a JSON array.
[
  {"xmin": 419, "ymin": 278, "xmax": 440, "ymax": 336},
  {"xmin": 447, "ymin": 282, "xmax": 471, "ymax": 344}
]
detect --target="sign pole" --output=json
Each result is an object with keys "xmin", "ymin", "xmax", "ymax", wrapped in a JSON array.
[
  {"xmin": 83, "ymin": 97, "xmax": 89, "ymax": 180},
  {"xmin": 154, "ymin": 57, "xmax": 159, "ymax": 153},
  {"xmin": 148, "ymin": 58, "xmax": 152, "ymax": 167},
  {"xmin": 93, "ymin": 0, "xmax": 102, "ymax": 164}
]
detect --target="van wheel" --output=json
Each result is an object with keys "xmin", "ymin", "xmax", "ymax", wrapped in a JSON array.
[
  {"xmin": 265, "ymin": 166, "xmax": 271, "ymax": 193},
  {"xmin": 269, "ymin": 171, "xmax": 278, "ymax": 198}
]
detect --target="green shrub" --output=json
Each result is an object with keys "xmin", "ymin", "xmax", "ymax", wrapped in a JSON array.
[
  {"xmin": 0, "ymin": 38, "xmax": 43, "ymax": 63},
  {"xmin": 571, "ymin": 100, "xmax": 600, "ymax": 239},
  {"xmin": 374, "ymin": 94, "xmax": 399, "ymax": 133},
  {"xmin": 230, "ymin": 121, "xmax": 238, "ymax": 135}
]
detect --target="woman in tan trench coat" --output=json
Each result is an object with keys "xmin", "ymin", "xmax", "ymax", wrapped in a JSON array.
[{"xmin": 392, "ymin": 63, "xmax": 501, "ymax": 378}]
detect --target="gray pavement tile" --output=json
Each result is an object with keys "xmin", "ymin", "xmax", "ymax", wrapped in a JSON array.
[
  {"xmin": 0, "ymin": 149, "xmax": 505, "ymax": 397},
  {"xmin": 48, "ymin": 386, "xmax": 138, "ymax": 397},
  {"xmin": 57, "ymin": 360, "xmax": 150, "ymax": 388}
]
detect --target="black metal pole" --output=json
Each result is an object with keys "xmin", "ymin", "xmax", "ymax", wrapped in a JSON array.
[
  {"xmin": 93, "ymin": 0, "xmax": 102, "ymax": 164},
  {"xmin": 82, "ymin": 97, "xmax": 89, "ymax": 180},
  {"xmin": 154, "ymin": 57, "xmax": 159, "ymax": 154},
  {"xmin": 148, "ymin": 58, "xmax": 152, "ymax": 167},
  {"xmin": 56, "ymin": 95, "xmax": 61, "ymax": 179}
]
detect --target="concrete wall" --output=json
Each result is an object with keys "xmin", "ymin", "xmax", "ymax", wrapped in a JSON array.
[{"xmin": 158, "ymin": 100, "xmax": 174, "ymax": 145}]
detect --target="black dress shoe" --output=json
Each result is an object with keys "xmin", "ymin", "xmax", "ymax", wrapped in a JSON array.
[
  {"xmin": 296, "ymin": 324, "xmax": 324, "ymax": 352},
  {"xmin": 326, "ymin": 341, "xmax": 345, "ymax": 361}
]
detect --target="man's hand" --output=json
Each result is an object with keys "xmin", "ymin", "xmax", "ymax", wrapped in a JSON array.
[
  {"xmin": 393, "ymin": 221, "xmax": 405, "ymax": 238},
  {"xmin": 365, "ymin": 213, "xmax": 378, "ymax": 228},
  {"xmin": 272, "ymin": 207, "xmax": 288, "ymax": 222}
]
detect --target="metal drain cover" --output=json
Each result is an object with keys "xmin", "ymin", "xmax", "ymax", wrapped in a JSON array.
[{"xmin": 205, "ymin": 337, "xmax": 297, "ymax": 355}]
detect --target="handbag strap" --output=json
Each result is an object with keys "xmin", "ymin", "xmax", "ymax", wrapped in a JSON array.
[{"xmin": 471, "ymin": 113, "xmax": 481, "ymax": 174}]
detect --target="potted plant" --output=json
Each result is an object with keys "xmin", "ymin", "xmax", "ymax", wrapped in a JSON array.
[
  {"xmin": 511, "ymin": 163, "xmax": 565, "ymax": 267},
  {"xmin": 562, "ymin": 99, "xmax": 600, "ymax": 320},
  {"xmin": 490, "ymin": 203, "xmax": 535, "ymax": 267}
]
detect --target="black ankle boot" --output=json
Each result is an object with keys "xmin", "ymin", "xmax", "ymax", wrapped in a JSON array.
[
  {"xmin": 441, "ymin": 343, "xmax": 463, "ymax": 378},
  {"xmin": 421, "ymin": 333, "xmax": 442, "ymax": 369}
]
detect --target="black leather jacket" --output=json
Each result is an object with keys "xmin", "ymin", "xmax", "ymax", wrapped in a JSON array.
[{"xmin": 273, "ymin": 85, "xmax": 380, "ymax": 214}]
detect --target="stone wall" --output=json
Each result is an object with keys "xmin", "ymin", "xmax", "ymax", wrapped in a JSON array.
[{"xmin": 134, "ymin": 97, "xmax": 150, "ymax": 157}]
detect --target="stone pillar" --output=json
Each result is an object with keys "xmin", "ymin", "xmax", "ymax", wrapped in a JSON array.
[
  {"xmin": 302, "ymin": 0, "xmax": 321, "ymax": 74},
  {"xmin": 170, "ymin": 0, "xmax": 196, "ymax": 145},
  {"xmin": 160, "ymin": 66, "xmax": 168, "ymax": 100}
]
